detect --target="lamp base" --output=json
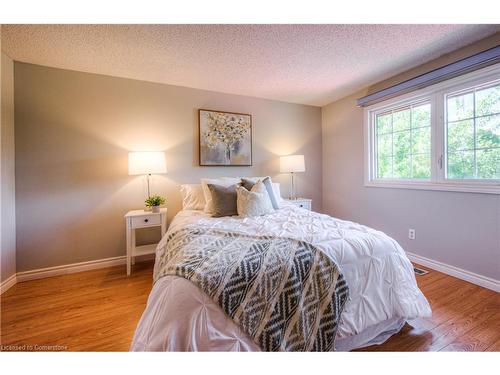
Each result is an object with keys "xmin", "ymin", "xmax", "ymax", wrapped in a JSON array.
[{"xmin": 289, "ymin": 172, "xmax": 297, "ymax": 200}]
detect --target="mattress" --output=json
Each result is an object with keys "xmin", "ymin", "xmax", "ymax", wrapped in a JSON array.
[{"xmin": 131, "ymin": 203, "xmax": 431, "ymax": 351}]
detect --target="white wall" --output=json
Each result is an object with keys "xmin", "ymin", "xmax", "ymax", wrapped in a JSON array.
[{"xmin": 1, "ymin": 51, "xmax": 17, "ymax": 283}]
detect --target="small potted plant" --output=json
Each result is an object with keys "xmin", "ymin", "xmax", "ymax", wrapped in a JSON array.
[{"xmin": 145, "ymin": 195, "xmax": 166, "ymax": 213}]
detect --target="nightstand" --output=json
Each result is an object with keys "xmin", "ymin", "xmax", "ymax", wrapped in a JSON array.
[
  {"xmin": 125, "ymin": 208, "xmax": 167, "ymax": 275},
  {"xmin": 285, "ymin": 198, "xmax": 312, "ymax": 211}
]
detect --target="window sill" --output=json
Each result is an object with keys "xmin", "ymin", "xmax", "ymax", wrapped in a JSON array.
[{"xmin": 365, "ymin": 180, "xmax": 500, "ymax": 194}]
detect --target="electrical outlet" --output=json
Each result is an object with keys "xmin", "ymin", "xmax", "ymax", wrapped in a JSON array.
[{"xmin": 408, "ymin": 229, "xmax": 416, "ymax": 240}]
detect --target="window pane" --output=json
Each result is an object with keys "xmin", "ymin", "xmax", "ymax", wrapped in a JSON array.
[
  {"xmin": 447, "ymin": 151, "xmax": 474, "ymax": 179},
  {"xmin": 446, "ymin": 82, "xmax": 500, "ymax": 180},
  {"xmin": 377, "ymin": 155, "xmax": 392, "ymax": 178},
  {"xmin": 412, "ymin": 154, "xmax": 431, "ymax": 179},
  {"xmin": 377, "ymin": 133, "xmax": 392, "ymax": 158},
  {"xmin": 393, "ymin": 108, "xmax": 411, "ymax": 132},
  {"xmin": 374, "ymin": 102, "xmax": 431, "ymax": 181},
  {"xmin": 447, "ymin": 92, "xmax": 474, "ymax": 121},
  {"xmin": 393, "ymin": 130, "xmax": 411, "ymax": 156},
  {"xmin": 475, "ymin": 85, "xmax": 500, "ymax": 116},
  {"xmin": 394, "ymin": 154, "xmax": 411, "ymax": 178},
  {"xmin": 377, "ymin": 113, "xmax": 392, "ymax": 134},
  {"xmin": 412, "ymin": 127, "xmax": 430, "ymax": 154},
  {"xmin": 447, "ymin": 120, "xmax": 474, "ymax": 152},
  {"xmin": 476, "ymin": 148, "xmax": 500, "ymax": 179},
  {"xmin": 476, "ymin": 114, "xmax": 500, "ymax": 149},
  {"xmin": 412, "ymin": 103, "xmax": 431, "ymax": 128}
]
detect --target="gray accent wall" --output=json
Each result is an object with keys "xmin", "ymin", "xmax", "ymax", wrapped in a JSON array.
[
  {"xmin": 321, "ymin": 37, "xmax": 500, "ymax": 281},
  {"xmin": 14, "ymin": 62, "xmax": 322, "ymax": 272},
  {"xmin": 1, "ymin": 52, "xmax": 16, "ymax": 283}
]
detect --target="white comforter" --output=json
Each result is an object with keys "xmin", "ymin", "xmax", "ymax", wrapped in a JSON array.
[{"xmin": 131, "ymin": 203, "xmax": 431, "ymax": 351}]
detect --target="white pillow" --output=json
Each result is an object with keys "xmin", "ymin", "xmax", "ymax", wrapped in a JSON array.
[
  {"xmin": 201, "ymin": 177, "xmax": 241, "ymax": 214},
  {"xmin": 241, "ymin": 176, "xmax": 281, "ymax": 207},
  {"xmin": 236, "ymin": 180, "xmax": 275, "ymax": 217},
  {"xmin": 272, "ymin": 182, "xmax": 283, "ymax": 203},
  {"xmin": 180, "ymin": 184, "xmax": 206, "ymax": 210}
]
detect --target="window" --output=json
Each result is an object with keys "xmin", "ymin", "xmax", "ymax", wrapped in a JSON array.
[
  {"xmin": 445, "ymin": 83, "xmax": 500, "ymax": 180},
  {"xmin": 365, "ymin": 64, "xmax": 500, "ymax": 194},
  {"xmin": 376, "ymin": 102, "xmax": 431, "ymax": 179}
]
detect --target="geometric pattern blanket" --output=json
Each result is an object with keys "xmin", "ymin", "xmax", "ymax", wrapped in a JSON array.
[{"xmin": 154, "ymin": 227, "xmax": 349, "ymax": 351}]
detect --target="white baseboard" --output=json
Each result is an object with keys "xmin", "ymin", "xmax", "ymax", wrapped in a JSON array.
[
  {"xmin": 16, "ymin": 254, "xmax": 154, "ymax": 283},
  {"xmin": 406, "ymin": 251, "xmax": 500, "ymax": 293},
  {"xmin": 0, "ymin": 273, "xmax": 17, "ymax": 294}
]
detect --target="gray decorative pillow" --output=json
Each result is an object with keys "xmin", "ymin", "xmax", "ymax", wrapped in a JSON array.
[
  {"xmin": 236, "ymin": 180, "xmax": 275, "ymax": 217},
  {"xmin": 207, "ymin": 183, "xmax": 239, "ymax": 217},
  {"xmin": 240, "ymin": 176, "xmax": 279, "ymax": 209}
]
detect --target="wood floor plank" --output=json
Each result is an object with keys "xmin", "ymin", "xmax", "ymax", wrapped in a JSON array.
[
  {"xmin": 1, "ymin": 261, "xmax": 498, "ymax": 351},
  {"xmin": 466, "ymin": 310, "xmax": 500, "ymax": 347},
  {"xmin": 439, "ymin": 334, "xmax": 490, "ymax": 352}
]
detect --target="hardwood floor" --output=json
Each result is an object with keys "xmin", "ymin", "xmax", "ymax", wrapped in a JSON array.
[
  {"xmin": 1, "ymin": 261, "xmax": 499, "ymax": 351},
  {"xmin": 1, "ymin": 261, "xmax": 153, "ymax": 351},
  {"xmin": 358, "ymin": 266, "xmax": 500, "ymax": 352}
]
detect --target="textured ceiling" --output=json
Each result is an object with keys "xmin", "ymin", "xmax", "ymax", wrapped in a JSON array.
[{"xmin": 2, "ymin": 24, "xmax": 499, "ymax": 106}]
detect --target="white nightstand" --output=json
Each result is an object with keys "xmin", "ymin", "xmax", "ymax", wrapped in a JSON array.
[
  {"xmin": 125, "ymin": 208, "xmax": 167, "ymax": 276},
  {"xmin": 285, "ymin": 198, "xmax": 312, "ymax": 211}
]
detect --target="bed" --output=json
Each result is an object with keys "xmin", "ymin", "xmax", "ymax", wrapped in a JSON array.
[{"xmin": 131, "ymin": 201, "xmax": 431, "ymax": 351}]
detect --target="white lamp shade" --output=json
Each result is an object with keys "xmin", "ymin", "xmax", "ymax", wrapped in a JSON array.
[
  {"xmin": 128, "ymin": 151, "xmax": 167, "ymax": 175},
  {"xmin": 280, "ymin": 154, "xmax": 305, "ymax": 173}
]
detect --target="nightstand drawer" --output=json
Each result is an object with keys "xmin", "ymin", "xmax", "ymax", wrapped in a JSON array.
[{"xmin": 130, "ymin": 214, "xmax": 161, "ymax": 228}]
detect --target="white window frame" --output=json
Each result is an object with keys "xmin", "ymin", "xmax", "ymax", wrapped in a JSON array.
[{"xmin": 364, "ymin": 63, "xmax": 500, "ymax": 194}]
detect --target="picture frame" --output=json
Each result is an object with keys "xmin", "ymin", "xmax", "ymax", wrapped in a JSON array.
[{"xmin": 198, "ymin": 109, "xmax": 252, "ymax": 166}]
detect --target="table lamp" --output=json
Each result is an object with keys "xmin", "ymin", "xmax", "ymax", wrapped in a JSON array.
[
  {"xmin": 280, "ymin": 154, "xmax": 305, "ymax": 200},
  {"xmin": 128, "ymin": 151, "xmax": 167, "ymax": 199}
]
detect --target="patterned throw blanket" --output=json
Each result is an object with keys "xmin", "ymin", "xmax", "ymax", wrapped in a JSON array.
[{"xmin": 154, "ymin": 227, "xmax": 349, "ymax": 351}]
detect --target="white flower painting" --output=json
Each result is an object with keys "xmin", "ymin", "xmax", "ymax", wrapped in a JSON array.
[{"xmin": 199, "ymin": 109, "xmax": 252, "ymax": 166}]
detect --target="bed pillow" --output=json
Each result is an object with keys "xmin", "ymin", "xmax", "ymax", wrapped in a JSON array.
[
  {"xmin": 201, "ymin": 177, "xmax": 241, "ymax": 214},
  {"xmin": 272, "ymin": 182, "xmax": 283, "ymax": 203},
  {"xmin": 240, "ymin": 177, "xmax": 280, "ymax": 209},
  {"xmin": 207, "ymin": 183, "xmax": 238, "ymax": 217},
  {"xmin": 236, "ymin": 180, "xmax": 275, "ymax": 217},
  {"xmin": 180, "ymin": 184, "xmax": 206, "ymax": 210}
]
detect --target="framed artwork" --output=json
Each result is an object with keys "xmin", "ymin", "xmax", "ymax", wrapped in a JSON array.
[{"xmin": 199, "ymin": 109, "xmax": 252, "ymax": 166}]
